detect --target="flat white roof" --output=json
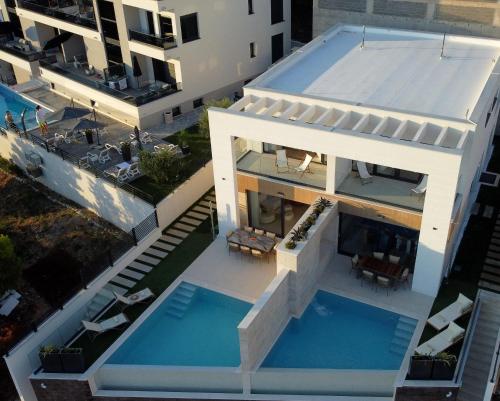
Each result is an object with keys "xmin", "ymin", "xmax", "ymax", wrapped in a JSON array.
[{"xmin": 255, "ymin": 25, "xmax": 500, "ymax": 120}]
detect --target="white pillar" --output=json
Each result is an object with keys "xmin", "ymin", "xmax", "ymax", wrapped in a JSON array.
[
  {"xmin": 326, "ymin": 154, "xmax": 336, "ymax": 194},
  {"xmin": 209, "ymin": 109, "xmax": 240, "ymax": 237},
  {"xmin": 412, "ymin": 158, "xmax": 461, "ymax": 297}
]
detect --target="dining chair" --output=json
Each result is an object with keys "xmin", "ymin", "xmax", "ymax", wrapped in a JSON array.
[
  {"xmin": 240, "ymin": 246, "xmax": 252, "ymax": 259},
  {"xmin": 373, "ymin": 252, "xmax": 384, "ymax": 261},
  {"xmin": 396, "ymin": 268, "xmax": 410, "ymax": 290},
  {"xmin": 266, "ymin": 232, "xmax": 276, "ymax": 240},
  {"xmin": 228, "ymin": 242, "xmax": 240, "ymax": 256},
  {"xmin": 350, "ymin": 254, "xmax": 359, "ymax": 276},
  {"xmin": 361, "ymin": 270, "xmax": 375, "ymax": 288},
  {"xmin": 376, "ymin": 276, "xmax": 392, "ymax": 296},
  {"xmin": 389, "ymin": 255, "xmax": 400, "ymax": 264},
  {"xmin": 244, "ymin": 226, "xmax": 253, "ymax": 233},
  {"xmin": 254, "ymin": 229, "xmax": 265, "ymax": 236},
  {"xmin": 225, "ymin": 230, "xmax": 234, "ymax": 240},
  {"xmin": 251, "ymin": 249, "xmax": 265, "ymax": 262}
]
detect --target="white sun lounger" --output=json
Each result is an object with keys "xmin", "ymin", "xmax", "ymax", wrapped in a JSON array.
[
  {"xmin": 82, "ymin": 313, "xmax": 129, "ymax": 340},
  {"xmin": 427, "ymin": 293, "xmax": 473, "ymax": 331},
  {"xmin": 294, "ymin": 154, "xmax": 313, "ymax": 177},
  {"xmin": 356, "ymin": 161, "xmax": 373, "ymax": 184},
  {"xmin": 275, "ymin": 149, "xmax": 289, "ymax": 173},
  {"xmin": 114, "ymin": 288, "xmax": 154, "ymax": 308},
  {"xmin": 411, "ymin": 175, "xmax": 428, "ymax": 195},
  {"xmin": 415, "ymin": 322, "xmax": 465, "ymax": 356}
]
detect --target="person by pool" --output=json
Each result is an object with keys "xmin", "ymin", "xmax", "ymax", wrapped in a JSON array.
[
  {"xmin": 35, "ymin": 105, "xmax": 49, "ymax": 136},
  {"xmin": 4, "ymin": 111, "xmax": 20, "ymax": 134}
]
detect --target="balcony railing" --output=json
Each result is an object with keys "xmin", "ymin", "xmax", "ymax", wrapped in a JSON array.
[
  {"xmin": 0, "ymin": 41, "xmax": 45, "ymax": 62},
  {"xmin": 39, "ymin": 59, "xmax": 182, "ymax": 106},
  {"xmin": 129, "ymin": 29, "xmax": 177, "ymax": 50},
  {"xmin": 17, "ymin": 0, "xmax": 98, "ymax": 30}
]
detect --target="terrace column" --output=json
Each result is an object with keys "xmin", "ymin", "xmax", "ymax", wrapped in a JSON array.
[
  {"xmin": 209, "ymin": 109, "xmax": 240, "ymax": 237},
  {"xmin": 326, "ymin": 155, "xmax": 336, "ymax": 194},
  {"xmin": 412, "ymin": 156, "xmax": 461, "ymax": 297}
]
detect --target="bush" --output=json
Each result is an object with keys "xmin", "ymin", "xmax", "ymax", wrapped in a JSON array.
[
  {"xmin": 198, "ymin": 97, "xmax": 233, "ymax": 138},
  {"xmin": 139, "ymin": 150, "xmax": 183, "ymax": 185},
  {"xmin": 0, "ymin": 235, "xmax": 21, "ymax": 295}
]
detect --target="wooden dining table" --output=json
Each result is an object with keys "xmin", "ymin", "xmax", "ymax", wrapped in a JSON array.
[
  {"xmin": 227, "ymin": 229, "xmax": 275, "ymax": 253},
  {"xmin": 358, "ymin": 256, "xmax": 403, "ymax": 280}
]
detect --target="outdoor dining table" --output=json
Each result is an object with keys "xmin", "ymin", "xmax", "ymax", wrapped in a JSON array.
[
  {"xmin": 227, "ymin": 229, "xmax": 275, "ymax": 253},
  {"xmin": 358, "ymin": 256, "xmax": 403, "ymax": 280}
]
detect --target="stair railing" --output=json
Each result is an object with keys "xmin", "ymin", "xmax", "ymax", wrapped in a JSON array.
[{"xmin": 489, "ymin": 328, "xmax": 500, "ymax": 383}]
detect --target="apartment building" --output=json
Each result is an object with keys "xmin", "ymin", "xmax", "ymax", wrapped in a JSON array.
[{"xmin": 0, "ymin": 0, "xmax": 291, "ymax": 127}]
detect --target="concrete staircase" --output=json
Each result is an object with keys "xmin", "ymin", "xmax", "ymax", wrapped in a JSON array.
[
  {"xmin": 165, "ymin": 282, "xmax": 197, "ymax": 319},
  {"xmin": 479, "ymin": 214, "xmax": 500, "ymax": 294},
  {"xmin": 389, "ymin": 316, "xmax": 417, "ymax": 358},
  {"xmin": 457, "ymin": 294, "xmax": 500, "ymax": 401}
]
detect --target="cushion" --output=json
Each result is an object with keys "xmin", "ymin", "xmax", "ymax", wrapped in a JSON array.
[{"xmin": 447, "ymin": 322, "xmax": 464, "ymax": 342}]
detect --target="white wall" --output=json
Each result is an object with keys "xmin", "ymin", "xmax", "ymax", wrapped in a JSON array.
[{"xmin": 0, "ymin": 131, "xmax": 154, "ymax": 232}]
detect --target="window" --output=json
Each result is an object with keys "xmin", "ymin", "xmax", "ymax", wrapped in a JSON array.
[
  {"xmin": 180, "ymin": 13, "xmax": 199, "ymax": 43},
  {"xmin": 172, "ymin": 106, "xmax": 181, "ymax": 117},
  {"xmin": 248, "ymin": 0, "xmax": 254, "ymax": 14},
  {"xmin": 250, "ymin": 42, "xmax": 256, "ymax": 58},
  {"xmin": 271, "ymin": 0, "xmax": 284, "ymax": 24},
  {"xmin": 193, "ymin": 98, "xmax": 203, "ymax": 108}
]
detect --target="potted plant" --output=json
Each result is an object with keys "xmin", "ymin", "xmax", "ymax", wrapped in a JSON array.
[
  {"xmin": 178, "ymin": 129, "xmax": 191, "ymax": 155},
  {"xmin": 60, "ymin": 347, "xmax": 85, "ymax": 373},
  {"xmin": 432, "ymin": 352, "xmax": 457, "ymax": 380},
  {"xmin": 408, "ymin": 354, "xmax": 433, "ymax": 380},
  {"xmin": 39, "ymin": 345, "xmax": 62, "ymax": 373},
  {"xmin": 121, "ymin": 141, "xmax": 132, "ymax": 162},
  {"xmin": 84, "ymin": 129, "xmax": 93, "ymax": 145},
  {"xmin": 285, "ymin": 240, "xmax": 296, "ymax": 249}
]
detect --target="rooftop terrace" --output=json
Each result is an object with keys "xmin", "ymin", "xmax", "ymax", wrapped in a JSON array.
[{"xmin": 253, "ymin": 25, "xmax": 500, "ymax": 121}]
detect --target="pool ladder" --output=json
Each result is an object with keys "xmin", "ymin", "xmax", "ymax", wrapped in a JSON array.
[
  {"xmin": 165, "ymin": 282, "xmax": 197, "ymax": 319},
  {"xmin": 389, "ymin": 316, "xmax": 416, "ymax": 357}
]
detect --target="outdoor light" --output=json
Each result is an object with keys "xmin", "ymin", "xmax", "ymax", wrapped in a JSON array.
[{"xmin": 40, "ymin": 383, "xmax": 47, "ymax": 389}]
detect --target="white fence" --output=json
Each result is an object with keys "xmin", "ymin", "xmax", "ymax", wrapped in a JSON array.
[
  {"xmin": 0, "ymin": 131, "xmax": 154, "ymax": 232},
  {"xmin": 156, "ymin": 160, "xmax": 214, "ymax": 228}
]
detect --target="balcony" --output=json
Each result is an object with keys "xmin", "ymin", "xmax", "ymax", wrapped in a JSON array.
[
  {"xmin": 128, "ymin": 29, "xmax": 177, "ymax": 50},
  {"xmin": 39, "ymin": 59, "xmax": 182, "ymax": 107},
  {"xmin": 17, "ymin": 0, "xmax": 97, "ymax": 30},
  {"xmin": 0, "ymin": 40, "xmax": 44, "ymax": 62}
]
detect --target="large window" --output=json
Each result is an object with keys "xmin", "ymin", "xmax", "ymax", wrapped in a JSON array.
[
  {"xmin": 180, "ymin": 13, "xmax": 200, "ymax": 43},
  {"xmin": 248, "ymin": 0, "xmax": 254, "ymax": 14},
  {"xmin": 247, "ymin": 191, "xmax": 308, "ymax": 238},
  {"xmin": 271, "ymin": 0, "xmax": 284, "ymax": 24},
  {"xmin": 272, "ymin": 32, "xmax": 284, "ymax": 63}
]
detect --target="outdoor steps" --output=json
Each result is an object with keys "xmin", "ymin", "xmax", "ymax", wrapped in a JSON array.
[
  {"xmin": 152, "ymin": 241, "xmax": 176, "ymax": 252},
  {"xmin": 161, "ymin": 235, "xmax": 183, "ymax": 245},
  {"xmin": 205, "ymin": 195, "xmax": 216, "ymax": 203},
  {"xmin": 193, "ymin": 206, "xmax": 210, "ymax": 215},
  {"xmin": 389, "ymin": 317, "xmax": 416, "ymax": 357},
  {"xmin": 198, "ymin": 200, "xmax": 213, "ymax": 208},
  {"xmin": 136, "ymin": 254, "xmax": 162, "ymax": 265},
  {"xmin": 86, "ymin": 292, "xmax": 114, "ymax": 319},
  {"xmin": 164, "ymin": 282, "xmax": 197, "ymax": 319},
  {"xmin": 179, "ymin": 217, "xmax": 202, "ymax": 227},
  {"xmin": 186, "ymin": 211, "xmax": 208, "ymax": 220},
  {"xmin": 457, "ymin": 296, "xmax": 500, "ymax": 401},
  {"xmin": 104, "ymin": 283, "xmax": 127, "ymax": 295},
  {"xmin": 110, "ymin": 275, "xmax": 136, "ymax": 289},
  {"xmin": 128, "ymin": 261, "xmax": 153, "ymax": 273},
  {"xmin": 144, "ymin": 247, "xmax": 168, "ymax": 259},
  {"xmin": 174, "ymin": 222, "xmax": 196, "ymax": 233},
  {"xmin": 167, "ymin": 228, "xmax": 190, "ymax": 239},
  {"xmin": 120, "ymin": 268, "xmax": 144, "ymax": 281}
]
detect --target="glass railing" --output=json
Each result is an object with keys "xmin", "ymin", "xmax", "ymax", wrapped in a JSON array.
[
  {"xmin": 129, "ymin": 29, "xmax": 177, "ymax": 50},
  {"xmin": 17, "ymin": 0, "xmax": 97, "ymax": 30},
  {"xmin": 0, "ymin": 41, "xmax": 44, "ymax": 62},
  {"xmin": 39, "ymin": 59, "xmax": 182, "ymax": 106}
]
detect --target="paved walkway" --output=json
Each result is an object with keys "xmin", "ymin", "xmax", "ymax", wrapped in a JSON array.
[{"xmin": 85, "ymin": 189, "xmax": 217, "ymax": 317}]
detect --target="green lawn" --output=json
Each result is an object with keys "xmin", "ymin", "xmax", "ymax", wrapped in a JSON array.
[
  {"xmin": 130, "ymin": 125, "xmax": 211, "ymax": 204},
  {"xmin": 72, "ymin": 207, "xmax": 216, "ymax": 367}
]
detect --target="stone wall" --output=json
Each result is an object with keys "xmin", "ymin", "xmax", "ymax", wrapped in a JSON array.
[{"xmin": 314, "ymin": 0, "xmax": 500, "ymax": 39}]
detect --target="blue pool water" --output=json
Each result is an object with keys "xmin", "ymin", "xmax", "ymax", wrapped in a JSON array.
[
  {"xmin": 0, "ymin": 84, "xmax": 43, "ymax": 130},
  {"xmin": 262, "ymin": 291, "xmax": 417, "ymax": 370},
  {"xmin": 107, "ymin": 283, "xmax": 252, "ymax": 367}
]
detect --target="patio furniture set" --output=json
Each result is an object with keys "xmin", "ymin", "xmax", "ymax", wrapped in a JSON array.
[
  {"xmin": 103, "ymin": 161, "xmax": 141, "ymax": 184},
  {"xmin": 351, "ymin": 252, "xmax": 410, "ymax": 295},
  {"xmin": 276, "ymin": 149, "xmax": 314, "ymax": 177},
  {"xmin": 226, "ymin": 227, "xmax": 281, "ymax": 262}
]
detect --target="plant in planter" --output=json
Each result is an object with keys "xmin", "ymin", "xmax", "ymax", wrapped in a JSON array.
[
  {"xmin": 285, "ymin": 240, "xmax": 296, "ymax": 249},
  {"xmin": 60, "ymin": 347, "xmax": 85, "ymax": 373},
  {"xmin": 408, "ymin": 353, "xmax": 433, "ymax": 380},
  {"xmin": 84, "ymin": 129, "xmax": 93, "ymax": 145},
  {"xmin": 316, "ymin": 197, "xmax": 333, "ymax": 208},
  {"xmin": 121, "ymin": 141, "xmax": 132, "ymax": 162},
  {"xmin": 178, "ymin": 129, "xmax": 191, "ymax": 155},
  {"xmin": 39, "ymin": 345, "xmax": 62, "ymax": 373},
  {"xmin": 432, "ymin": 352, "xmax": 457, "ymax": 380},
  {"xmin": 290, "ymin": 228, "xmax": 304, "ymax": 242}
]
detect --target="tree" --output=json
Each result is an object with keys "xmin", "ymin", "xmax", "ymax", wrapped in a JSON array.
[
  {"xmin": 198, "ymin": 97, "xmax": 233, "ymax": 138},
  {"xmin": 0, "ymin": 235, "xmax": 21, "ymax": 296},
  {"xmin": 139, "ymin": 150, "xmax": 183, "ymax": 185}
]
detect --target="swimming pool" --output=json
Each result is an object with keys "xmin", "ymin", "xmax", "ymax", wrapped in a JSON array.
[
  {"xmin": 0, "ymin": 84, "xmax": 44, "ymax": 130},
  {"xmin": 107, "ymin": 282, "xmax": 252, "ymax": 367},
  {"xmin": 262, "ymin": 291, "xmax": 417, "ymax": 370}
]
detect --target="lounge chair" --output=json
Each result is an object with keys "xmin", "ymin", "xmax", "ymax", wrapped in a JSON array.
[
  {"xmin": 114, "ymin": 288, "xmax": 154, "ymax": 309},
  {"xmin": 276, "ymin": 149, "xmax": 289, "ymax": 173},
  {"xmin": 98, "ymin": 149, "xmax": 111, "ymax": 164},
  {"xmin": 373, "ymin": 252, "xmax": 384, "ymax": 261},
  {"xmin": 294, "ymin": 154, "xmax": 313, "ymax": 177},
  {"xmin": 427, "ymin": 293, "xmax": 473, "ymax": 331},
  {"xmin": 140, "ymin": 132, "xmax": 153, "ymax": 144},
  {"xmin": 415, "ymin": 322, "xmax": 465, "ymax": 356},
  {"xmin": 87, "ymin": 152, "xmax": 98, "ymax": 164},
  {"xmin": 82, "ymin": 313, "xmax": 129, "ymax": 340},
  {"xmin": 79, "ymin": 155, "xmax": 90, "ymax": 169},
  {"xmin": 411, "ymin": 175, "xmax": 428, "ymax": 196},
  {"xmin": 127, "ymin": 162, "xmax": 141, "ymax": 179},
  {"xmin": 356, "ymin": 161, "xmax": 373, "ymax": 184}
]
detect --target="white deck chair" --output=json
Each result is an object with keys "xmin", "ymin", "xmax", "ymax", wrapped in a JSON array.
[
  {"xmin": 356, "ymin": 161, "xmax": 373, "ymax": 184},
  {"xmin": 427, "ymin": 293, "xmax": 473, "ymax": 331},
  {"xmin": 294, "ymin": 154, "xmax": 313, "ymax": 177},
  {"xmin": 116, "ymin": 168, "xmax": 129, "ymax": 184},
  {"xmin": 113, "ymin": 288, "xmax": 154, "ymax": 309},
  {"xmin": 276, "ymin": 149, "xmax": 289, "ymax": 173},
  {"xmin": 411, "ymin": 175, "xmax": 428, "ymax": 196},
  {"xmin": 82, "ymin": 313, "xmax": 129, "ymax": 340},
  {"xmin": 140, "ymin": 132, "xmax": 153, "ymax": 144},
  {"xmin": 415, "ymin": 322, "xmax": 465, "ymax": 356},
  {"xmin": 127, "ymin": 162, "xmax": 140, "ymax": 179},
  {"xmin": 98, "ymin": 149, "xmax": 111, "ymax": 164}
]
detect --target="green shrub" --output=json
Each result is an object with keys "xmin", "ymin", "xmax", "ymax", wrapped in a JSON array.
[
  {"xmin": 198, "ymin": 97, "xmax": 233, "ymax": 138},
  {"xmin": 139, "ymin": 150, "xmax": 184, "ymax": 185},
  {"xmin": 0, "ymin": 235, "xmax": 21, "ymax": 295}
]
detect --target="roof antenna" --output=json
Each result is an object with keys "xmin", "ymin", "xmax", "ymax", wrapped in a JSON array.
[
  {"xmin": 361, "ymin": 26, "xmax": 366, "ymax": 49},
  {"xmin": 440, "ymin": 33, "xmax": 446, "ymax": 58}
]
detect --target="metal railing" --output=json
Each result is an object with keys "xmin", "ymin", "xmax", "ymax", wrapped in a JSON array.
[
  {"xmin": 39, "ymin": 59, "xmax": 182, "ymax": 106},
  {"xmin": 0, "ymin": 41, "xmax": 45, "ymax": 62},
  {"xmin": 17, "ymin": 0, "xmax": 97, "ymax": 30},
  {"xmin": 129, "ymin": 29, "xmax": 177, "ymax": 50},
  {"xmin": 490, "ymin": 329, "xmax": 500, "ymax": 383},
  {"xmin": 131, "ymin": 210, "xmax": 159, "ymax": 245}
]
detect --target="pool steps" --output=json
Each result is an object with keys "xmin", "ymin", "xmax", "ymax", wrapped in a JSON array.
[
  {"xmin": 165, "ymin": 282, "xmax": 198, "ymax": 319},
  {"xmin": 389, "ymin": 316, "xmax": 417, "ymax": 357}
]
